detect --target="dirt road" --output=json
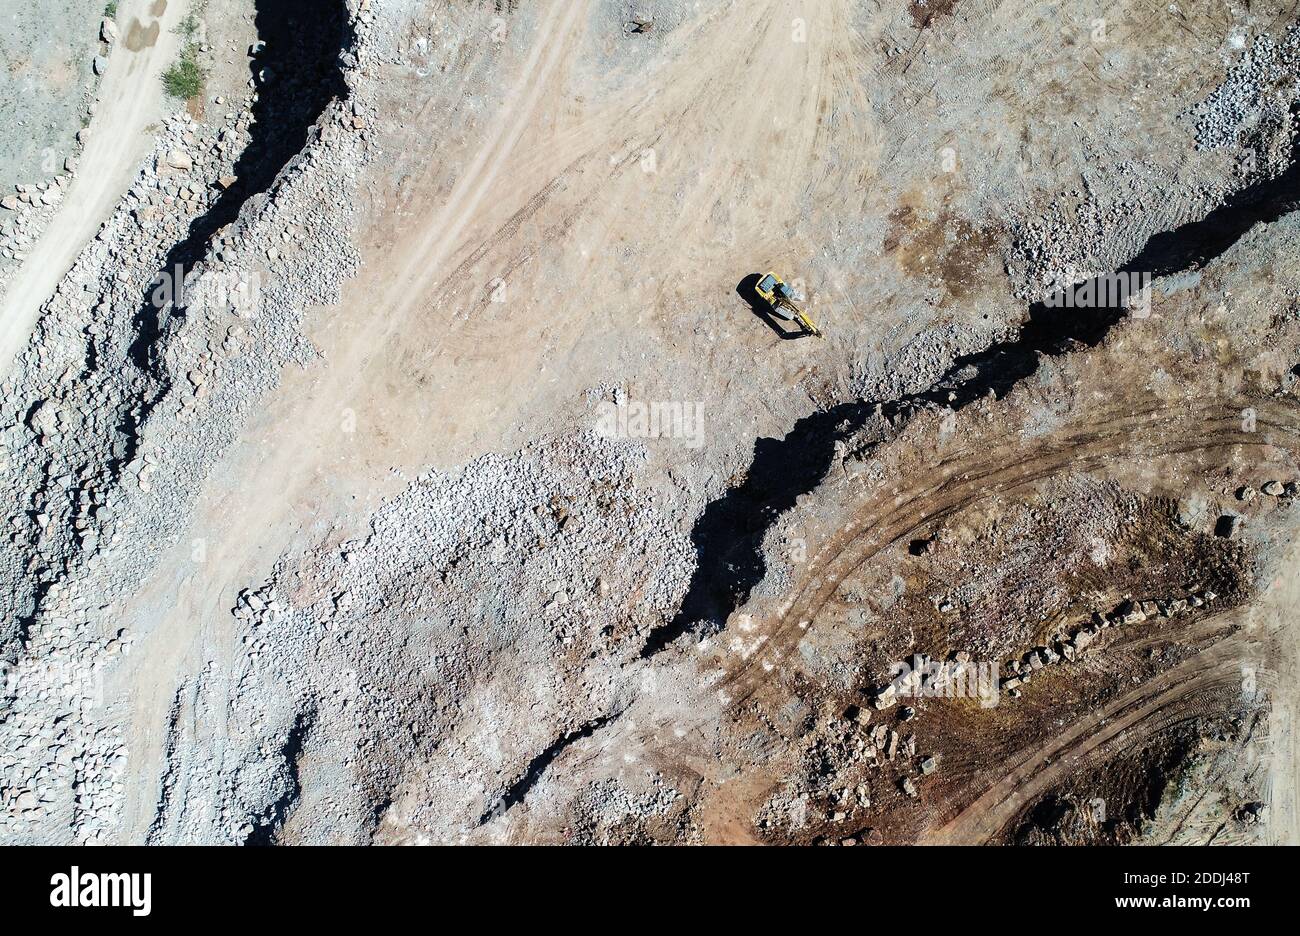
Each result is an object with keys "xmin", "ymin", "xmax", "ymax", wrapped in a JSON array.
[
  {"xmin": 721, "ymin": 401, "xmax": 1300, "ymax": 702},
  {"xmin": 0, "ymin": 0, "xmax": 187, "ymax": 380},
  {"xmin": 116, "ymin": 0, "xmax": 595, "ymax": 838},
  {"xmin": 919, "ymin": 626, "xmax": 1255, "ymax": 843},
  {"xmin": 1259, "ymin": 536, "xmax": 1300, "ymax": 845}
]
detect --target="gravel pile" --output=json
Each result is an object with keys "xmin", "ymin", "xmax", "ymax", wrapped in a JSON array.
[
  {"xmin": 1189, "ymin": 26, "xmax": 1300, "ymax": 160},
  {"xmin": 147, "ymin": 428, "xmax": 693, "ymax": 843}
]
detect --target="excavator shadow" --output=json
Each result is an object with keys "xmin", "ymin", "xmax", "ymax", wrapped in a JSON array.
[{"xmin": 737, "ymin": 273, "xmax": 811, "ymax": 340}]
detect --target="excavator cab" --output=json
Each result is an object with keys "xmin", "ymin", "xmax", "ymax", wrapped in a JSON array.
[{"xmin": 754, "ymin": 272, "xmax": 789, "ymax": 316}]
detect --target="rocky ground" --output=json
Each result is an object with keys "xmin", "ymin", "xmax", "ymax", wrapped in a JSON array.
[{"xmin": 1, "ymin": 0, "xmax": 1299, "ymax": 845}]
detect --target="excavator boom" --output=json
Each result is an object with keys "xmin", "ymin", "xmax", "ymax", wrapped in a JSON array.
[{"xmin": 780, "ymin": 299, "xmax": 822, "ymax": 338}]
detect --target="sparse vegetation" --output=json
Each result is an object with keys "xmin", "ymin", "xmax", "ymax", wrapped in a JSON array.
[
  {"xmin": 162, "ymin": 14, "xmax": 205, "ymax": 100},
  {"xmin": 162, "ymin": 45, "xmax": 203, "ymax": 100},
  {"xmin": 103, "ymin": 2, "xmax": 117, "ymax": 17}
]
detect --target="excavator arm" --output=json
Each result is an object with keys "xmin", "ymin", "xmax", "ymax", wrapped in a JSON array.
[{"xmin": 779, "ymin": 299, "xmax": 822, "ymax": 338}]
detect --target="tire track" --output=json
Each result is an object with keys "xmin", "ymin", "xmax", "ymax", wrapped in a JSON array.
[
  {"xmin": 723, "ymin": 399, "xmax": 1300, "ymax": 702},
  {"xmin": 920, "ymin": 630, "xmax": 1258, "ymax": 843}
]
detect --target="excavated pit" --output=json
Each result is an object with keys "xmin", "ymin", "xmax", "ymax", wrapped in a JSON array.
[{"xmin": 643, "ymin": 135, "xmax": 1300, "ymax": 659}]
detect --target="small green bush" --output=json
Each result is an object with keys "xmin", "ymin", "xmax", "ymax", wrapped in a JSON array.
[
  {"xmin": 104, "ymin": 2, "xmax": 118, "ymax": 17},
  {"xmin": 163, "ymin": 48, "xmax": 203, "ymax": 99}
]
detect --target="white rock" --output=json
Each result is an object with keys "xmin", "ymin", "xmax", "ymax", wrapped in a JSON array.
[{"xmin": 28, "ymin": 400, "xmax": 59, "ymax": 435}]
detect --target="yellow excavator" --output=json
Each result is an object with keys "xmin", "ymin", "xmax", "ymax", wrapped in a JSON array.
[{"xmin": 755, "ymin": 271, "xmax": 823, "ymax": 337}]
